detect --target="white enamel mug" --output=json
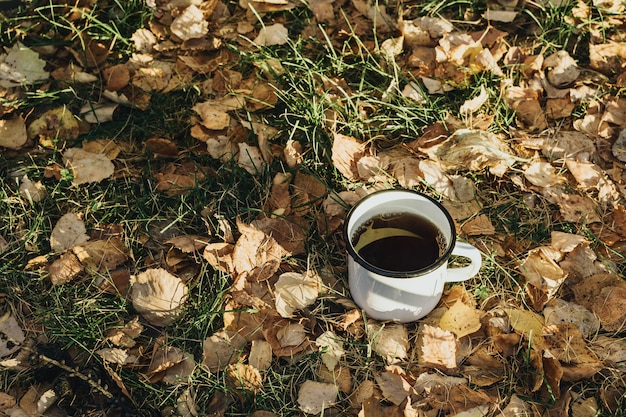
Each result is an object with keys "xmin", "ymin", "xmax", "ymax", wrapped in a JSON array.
[{"xmin": 344, "ymin": 189, "xmax": 482, "ymax": 323}]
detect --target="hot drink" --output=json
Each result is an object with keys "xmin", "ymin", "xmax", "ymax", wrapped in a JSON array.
[{"xmin": 351, "ymin": 212, "xmax": 445, "ymax": 272}]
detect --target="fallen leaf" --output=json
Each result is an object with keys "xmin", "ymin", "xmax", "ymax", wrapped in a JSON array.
[
  {"xmin": 421, "ymin": 325, "xmax": 457, "ymax": 369},
  {"xmin": 524, "ymin": 161, "xmax": 565, "ymax": 187},
  {"xmin": 72, "ymin": 237, "xmax": 129, "ymax": 272},
  {"xmin": 331, "ymin": 132, "xmax": 366, "ymax": 181},
  {"xmin": 544, "ymin": 50, "xmax": 580, "ymax": 87},
  {"xmin": 233, "ymin": 220, "xmax": 287, "ymax": 281},
  {"xmin": 439, "ymin": 300, "xmax": 482, "ymax": 337},
  {"xmin": 461, "ymin": 214, "xmax": 495, "ymax": 236},
  {"xmin": 0, "ymin": 42, "xmax": 49, "ymax": 87},
  {"xmin": 297, "ymin": 380, "xmax": 337, "ymax": 414},
  {"xmin": 202, "ymin": 330, "xmax": 247, "ymax": 372},
  {"xmin": 226, "ymin": 363, "xmax": 263, "ymax": 392},
  {"xmin": 0, "ymin": 116, "xmax": 28, "ymax": 149},
  {"xmin": 63, "ymin": 147, "xmax": 115, "ymax": 185},
  {"xmin": 105, "ymin": 317, "xmax": 143, "ymax": 347},
  {"xmin": 130, "ymin": 268, "xmax": 189, "ymax": 326},
  {"xmin": 460, "ymin": 85, "xmax": 489, "ymax": 114},
  {"xmin": 315, "ymin": 331, "xmax": 345, "ymax": 372},
  {"xmin": 519, "ymin": 246, "xmax": 566, "ymax": 310},
  {"xmin": 171, "ymin": 5, "xmax": 209, "ymax": 41},
  {"xmin": 28, "ymin": 106, "xmax": 80, "ymax": 146},
  {"xmin": 274, "ymin": 271, "xmax": 320, "ymax": 317},
  {"xmin": 543, "ymin": 298, "xmax": 600, "ymax": 339},
  {"xmin": 49, "ymin": 251, "xmax": 83, "ymax": 285},
  {"xmin": 253, "ymin": 23, "xmax": 289, "ymax": 46},
  {"xmin": 367, "ymin": 323, "xmax": 409, "ymax": 362},
  {"xmin": 0, "ymin": 312, "xmax": 25, "ymax": 358},
  {"xmin": 50, "ymin": 213, "xmax": 90, "ymax": 253},
  {"xmin": 249, "ymin": 340, "xmax": 272, "ymax": 370},
  {"xmin": 374, "ymin": 371, "xmax": 412, "ymax": 405},
  {"xmin": 504, "ymin": 308, "xmax": 545, "ymax": 340}
]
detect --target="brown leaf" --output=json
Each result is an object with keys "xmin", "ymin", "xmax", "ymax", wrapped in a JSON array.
[
  {"xmin": 262, "ymin": 316, "xmax": 313, "ymax": 357},
  {"xmin": 461, "ymin": 214, "xmax": 495, "ymax": 236},
  {"xmin": 102, "ymin": 64, "xmax": 130, "ymax": 91},
  {"xmin": 374, "ymin": 371, "xmax": 411, "ymax": 406},
  {"xmin": 202, "ymin": 330, "xmax": 247, "ymax": 372},
  {"xmin": 233, "ymin": 220, "xmax": 287, "ymax": 282},
  {"xmin": 227, "ymin": 363, "xmax": 263, "ymax": 392},
  {"xmin": 72, "ymin": 237, "xmax": 129, "ymax": 272},
  {"xmin": 420, "ymin": 325, "xmax": 457, "ymax": 369},
  {"xmin": 297, "ymin": 380, "xmax": 338, "ymax": 414},
  {"xmin": 519, "ymin": 246, "xmax": 566, "ymax": 310},
  {"xmin": 203, "ymin": 242, "xmax": 235, "ymax": 274},
  {"xmin": 130, "ymin": 268, "xmax": 188, "ymax": 326},
  {"xmin": 251, "ymin": 216, "xmax": 307, "ymax": 256},
  {"xmin": 331, "ymin": 132, "xmax": 366, "ymax": 181},
  {"xmin": 105, "ymin": 317, "xmax": 143, "ymax": 347},
  {"xmin": 145, "ymin": 137, "xmax": 179, "ymax": 158},
  {"xmin": 427, "ymin": 384, "xmax": 493, "ymax": 414},
  {"xmin": 49, "ymin": 251, "xmax": 84, "ymax": 285},
  {"xmin": 317, "ymin": 365, "xmax": 352, "ymax": 393},
  {"xmin": 0, "ymin": 116, "xmax": 28, "ymax": 149}
]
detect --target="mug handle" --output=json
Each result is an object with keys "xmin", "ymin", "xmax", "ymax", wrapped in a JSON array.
[{"xmin": 445, "ymin": 241, "xmax": 482, "ymax": 283}]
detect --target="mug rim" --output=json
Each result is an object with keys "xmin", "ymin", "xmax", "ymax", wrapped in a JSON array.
[{"xmin": 343, "ymin": 189, "xmax": 457, "ymax": 278}]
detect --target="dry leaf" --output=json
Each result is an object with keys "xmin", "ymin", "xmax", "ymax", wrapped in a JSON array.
[
  {"xmin": 171, "ymin": 5, "xmax": 209, "ymax": 41},
  {"xmin": 202, "ymin": 330, "xmax": 247, "ymax": 372},
  {"xmin": 543, "ymin": 298, "xmax": 599, "ymax": 339},
  {"xmin": 460, "ymin": 85, "xmax": 489, "ymax": 114},
  {"xmin": 253, "ymin": 23, "xmax": 289, "ymax": 46},
  {"xmin": 49, "ymin": 251, "xmax": 83, "ymax": 284},
  {"xmin": 203, "ymin": 242, "xmax": 235, "ymax": 274},
  {"xmin": 274, "ymin": 271, "xmax": 320, "ymax": 317},
  {"xmin": 297, "ymin": 380, "xmax": 337, "ymax": 414},
  {"xmin": 72, "ymin": 237, "xmax": 129, "ymax": 272},
  {"xmin": 367, "ymin": 323, "xmax": 409, "ymax": 362},
  {"xmin": 233, "ymin": 220, "xmax": 286, "ymax": 281},
  {"xmin": 0, "ymin": 116, "xmax": 28, "ymax": 149},
  {"xmin": 0, "ymin": 43, "xmax": 49, "ymax": 87},
  {"xmin": 249, "ymin": 339, "xmax": 272, "ymax": 370},
  {"xmin": 524, "ymin": 161, "xmax": 565, "ymax": 187},
  {"xmin": 315, "ymin": 331, "xmax": 345, "ymax": 371},
  {"xmin": 105, "ymin": 317, "xmax": 143, "ymax": 347},
  {"xmin": 461, "ymin": 214, "xmax": 495, "ymax": 236},
  {"xmin": 435, "ymin": 129, "xmax": 519, "ymax": 175},
  {"xmin": 63, "ymin": 147, "xmax": 115, "ymax": 185},
  {"xmin": 130, "ymin": 268, "xmax": 189, "ymax": 326},
  {"xmin": 27, "ymin": 106, "xmax": 80, "ymax": 146},
  {"xmin": 332, "ymin": 132, "xmax": 366, "ymax": 181},
  {"xmin": 504, "ymin": 308, "xmax": 544, "ymax": 340},
  {"xmin": 50, "ymin": 213, "xmax": 89, "ymax": 253},
  {"xmin": 421, "ymin": 325, "xmax": 457, "ymax": 369},
  {"xmin": 19, "ymin": 175, "xmax": 46, "ymax": 203},
  {"xmin": 0, "ymin": 312, "xmax": 25, "ymax": 358},
  {"xmin": 519, "ymin": 246, "xmax": 566, "ymax": 310},
  {"xmin": 374, "ymin": 371, "xmax": 412, "ymax": 406},
  {"xmin": 439, "ymin": 300, "xmax": 482, "ymax": 337},
  {"xmin": 227, "ymin": 363, "xmax": 263, "ymax": 392}
]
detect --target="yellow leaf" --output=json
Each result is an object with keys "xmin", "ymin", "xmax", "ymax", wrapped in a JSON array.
[
  {"xmin": 439, "ymin": 300, "xmax": 482, "ymax": 338},
  {"xmin": 504, "ymin": 308, "xmax": 544, "ymax": 340}
]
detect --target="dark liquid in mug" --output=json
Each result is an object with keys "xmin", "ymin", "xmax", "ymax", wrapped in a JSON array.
[{"xmin": 352, "ymin": 212, "xmax": 445, "ymax": 272}]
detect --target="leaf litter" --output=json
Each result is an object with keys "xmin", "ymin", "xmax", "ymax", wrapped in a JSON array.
[{"xmin": 2, "ymin": 0, "xmax": 626, "ymax": 416}]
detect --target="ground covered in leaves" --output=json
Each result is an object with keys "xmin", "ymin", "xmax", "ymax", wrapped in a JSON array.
[{"xmin": 1, "ymin": 0, "xmax": 626, "ymax": 416}]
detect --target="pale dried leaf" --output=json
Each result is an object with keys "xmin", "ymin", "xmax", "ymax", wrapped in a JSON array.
[
  {"xmin": 130, "ymin": 268, "xmax": 188, "ymax": 326},
  {"xmin": 421, "ymin": 325, "xmax": 457, "ymax": 369},
  {"xmin": 171, "ymin": 5, "xmax": 209, "ymax": 41},
  {"xmin": 460, "ymin": 86, "xmax": 489, "ymax": 114},
  {"xmin": 105, "ymin": 317, "xmax": 143, "ymax": 347},
  {"xmin": 227, "ymin": 363, "xmax": 263, "ymax": 392},
  {"xmin": 461, "ymin": 214, "xmax": 495, "ymax": 236},
  {"xmin": 374, "ymin": 371, "xmax": 411, "ymax": 406},
  {"xmin": 297, "ymin": 380, "xmax": 337, "ymax": 414},
  {"xmin": 249, "ymin": 339, "xmax": 272, "ymax": 370},
  {"xmin": 0, "ymin": 116, "xmax": 27, "ymax": 150},
  {"xmin": 253, "ymin": 23, "xmax": 289, "ymax": 46},
  {"xmin": 274, "ymin": 271, "xmax": 320, "ymax": 317},
  {"xmin": 524, "ymin": 161, "xmax": 565, "ymax": 187},
  {"xmin": 0, "ymin": 43, "xmax": 49, "ymax": 87},
  {"xmin": 483, "ymin": 9, "xmax": 518, "ymax": 22},
  {"xmin": 237, "ymin": 143, "xmax": 266, "ymax": 175},
  {"xmin": 543, "ymin": 298, "xmax": 600, "ymax": 339},
  {"xmin": 0, "ymin": 313, "xmax": 25, "ymax": 358},
  {"xmin": 315, "ymin": 331, "xmax": 345, "ymax": 371},
  {"xmin": 544, "ymin": 51, "xmax": 580, "ymax": 87},
  {"xmin": 72, "ymin": 238, "xmax": 129, "ymax": 272},
  {"xmin": 413, "ymin": 372, "xmax": 467, "ymax": 394},
  {"xmin": 49, "ymin": 251, "xmax": 83, "ymax": 284},
  {"xmin": 439, "ymin": 300, "xmax": 482, "ymax": 337},
  {"xmin": 36, "ymin": 389, "xmax": 57, "ymax": 415},
  {"xmin": 504, "ymin": 308, "xmax": 545, "ymax": 340},
  {"xmin": 551, "ymin": 231, "xmax": 587, "ymax": 253},
  {"xmin": 50, "ymin": 213, "xmax": 89, "ymax": 253},
  {"xmin": 80, "ymin": 102, "xmax": 118, "ymax": 124},
  {"xmin": 202, "ymin": 330, "xmax": 247, "ymax": 372},
  {"xmin": 233, "ymin": 221, "xmax": 286, "ymax": 281},
  {"xmin": 500, "ymin": 394, "xmax": 531, "ymax": 417},
  {"xmin": 367, "ymin": 323, "xmax": 409, "ymax": 362},
  {"xmin": 63, "ymin": 147, "xmax": 115, "ymax": 185},
  {"xmin": 332, "ymin": 132, "xmax": 365, "ymax": 181},
  {"xmin": 277, "ymin": 322, "xmax": 306, "ymax": 347},
  {"xmin": 96, "ymin": 348, "xmax": 135, "ymax": 365}
]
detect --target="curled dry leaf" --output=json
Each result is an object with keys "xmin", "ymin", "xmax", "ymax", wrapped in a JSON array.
[
  {"xmin": 274, "ymin": 271, "xmax": 320, "ymax": 317},
  {"xmin": 130, "ymin": 268, "xmax": 188, "ymax": 326},
  {"xmin": 543, "ymin": 50, "xmax": 580, "ymax": 87},
  {"xmin": 96, "ymin": 347, "xmax": 137, "ymax": 365},
  {"xmin": 263, "ymin": 317, "xmax": 313, "ymax": 357},
  {"xmin": 519, "ymin": 246, "xmax": 566, "ymax": 310},
  {"xmin": 297, "ymin": 380, "xmax": 338, "ymax": 415},
  {"xmin": 233, "ymin": 220, "xmax": 287, "ymax": 282},
  {"xmin": 331, "ymin": 132, "xmax": 366, "ymax": 181},
  {"xmin": 50, "ymin": 213, "xmax": 90, "ymax": 253},
  {"xmin": 0, "ymin": 116, "xmax": 27, "ymax": 149},
  {"xmin": 106, "ymin": 317, "xmax": 143, "ymax": 347},
  {"xmin": 63, "ymin": 147, "xmax": 115, "ymax": 185},
  {"xmin": 226, "ymin": 363, "xmax": 263, "ymax": 392},
  {"xmin": 524, "ymin": 161, "xmax": 565, "ymax": 187}
]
